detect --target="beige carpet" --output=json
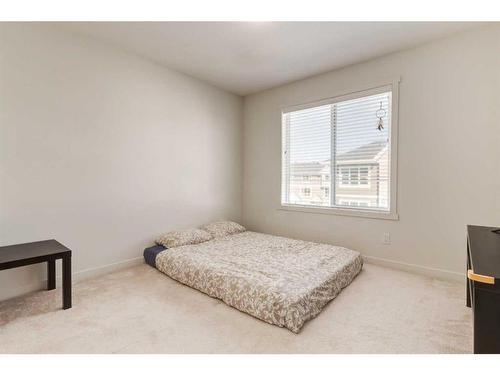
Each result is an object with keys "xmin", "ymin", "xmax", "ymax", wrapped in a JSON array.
[{"xmin": 0, "ymin": 263, "xmax": 472, "ymax": 353}]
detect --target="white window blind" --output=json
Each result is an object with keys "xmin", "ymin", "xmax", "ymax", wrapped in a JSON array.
[{"xmin": 282, "ymin": 87, "xmax": 393, "ymax": 213}]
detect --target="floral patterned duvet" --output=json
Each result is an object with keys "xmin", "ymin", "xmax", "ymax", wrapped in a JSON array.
[{"xmin": 155, "ymin": 231, "xmax": 363, "ymax": 333}]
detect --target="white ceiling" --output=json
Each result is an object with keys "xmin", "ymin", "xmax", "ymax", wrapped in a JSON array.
[{"xmin": 63, "ymin": 22, "xmax": 481, "ymax": 96}]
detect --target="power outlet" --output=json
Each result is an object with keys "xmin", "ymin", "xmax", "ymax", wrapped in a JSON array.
[{"xmin": 383, "ymin": 232, "xmax": 391, "ymax": 245}]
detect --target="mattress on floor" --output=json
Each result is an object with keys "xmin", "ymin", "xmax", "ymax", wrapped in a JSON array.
[
  {"xmin": 155, "ymin": 231, "xmax": 363, "ymax": 333},
  {"xmin": 143, "ymin": 244, "xmax": 166, "ymax": 267}
]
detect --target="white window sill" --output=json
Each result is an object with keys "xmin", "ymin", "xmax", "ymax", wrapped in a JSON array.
[{"xmin": 278, "ymin": 204, "xmax": 399, "ymax": 221}]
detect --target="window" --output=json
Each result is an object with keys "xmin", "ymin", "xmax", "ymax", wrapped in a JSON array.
[
  {"xmin": 281, "ymin": 83, "xmax": 398, "ymax": 218},
  {"xmin": 339, "ymin": 167, "xmax": 370, "ymax": 187},
  {"xmin": 339, "ymin": 200, "xmax": 370, "ymax": 207},
  {"xmin": 360, "ymin": 167, "xmax": 368, "ymax": 185}
]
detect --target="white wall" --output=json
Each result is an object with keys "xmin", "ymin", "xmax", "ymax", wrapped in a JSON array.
[
  {"xmin": 0, "ymin": 23, "xmax": 243, "ymax": 300},
  {"xmin": 243, "ymin": 25, "xmax": 500, "ymax": 279}
]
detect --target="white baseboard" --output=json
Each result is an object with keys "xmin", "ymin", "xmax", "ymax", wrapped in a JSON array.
[
  {"xmin": 363, "ymin": 255, "xmax": 464, "ymax": 282},
  {"xmin": 1, "ymin": 256, "xmax": 145, "ymax": 302},
  {"xmin": 73, "ymin": 256, "xmax": 144, "ymax": 282}
]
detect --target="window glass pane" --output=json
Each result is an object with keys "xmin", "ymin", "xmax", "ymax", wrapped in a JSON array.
[
  {"xmin": 285, "ymin": 104, "xmax": 331, "ymax": 206},
  {"xmin": 334, "ymin": 92, "xmax": 390, "ymax": 209}
]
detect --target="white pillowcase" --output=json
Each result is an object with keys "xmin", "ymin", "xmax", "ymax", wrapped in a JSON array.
[
  {"xmin": 202, "ymin": 221, "xmax": 246, "ymax": 238},
  {"xmin": 155, "ymin": 228, "xmax": 213, "ymax": 248}
]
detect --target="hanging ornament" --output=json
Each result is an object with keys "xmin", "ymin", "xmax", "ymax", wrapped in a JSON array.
[{"xmin": 376, "ymin": 101, "xmax": 386, "ymax": 131}]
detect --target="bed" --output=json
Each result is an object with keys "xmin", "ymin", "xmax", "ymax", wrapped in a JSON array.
[
  {"xmin": 143, "ymin": 244, "xmax": 166, "ymax": 267},
  {"xmin": 145, "ymin": 228, "xmax": 362, "ymax": 333}
]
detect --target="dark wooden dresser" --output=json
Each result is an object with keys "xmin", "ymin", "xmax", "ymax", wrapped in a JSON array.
[{"xmin": 467, "ymin": 225, "xmax": 500, "ymax": 354}]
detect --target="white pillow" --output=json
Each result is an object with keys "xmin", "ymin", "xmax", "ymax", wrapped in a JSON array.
[
  {"xmin": 155, "ymin": 228, "xmax": 213, "ymax": 248},
  {"xmin": 202, "ymin": 221, "xmax": 246, "ymax": 238}
]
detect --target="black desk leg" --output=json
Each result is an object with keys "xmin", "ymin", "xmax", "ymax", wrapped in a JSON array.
[
  {"xmin": 466, "ymin": 242, "xmax": 471, "ymax": 307},
  {"xmin": 62, "ymin": 255, "xmax": 72, "ymax": 309},
  {"xmin": 47, "ymin": 259, "xmax": 56, "ymax": 290}
]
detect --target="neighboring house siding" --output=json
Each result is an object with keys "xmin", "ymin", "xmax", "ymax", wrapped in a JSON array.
[{"xmin": 377, "ymin": 147, "xmax": 390, "ymax": 208}]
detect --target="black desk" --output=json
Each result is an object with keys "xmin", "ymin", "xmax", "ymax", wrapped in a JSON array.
[
  {"xmin": 0, "ymin": 240, "xmax": 72, "ymax": 309},
  {"xmin": 466, "ymin": 225, "xmax": 500, "ymax": 354}
]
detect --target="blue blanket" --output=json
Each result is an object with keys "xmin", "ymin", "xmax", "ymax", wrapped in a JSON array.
[{"xmin": 143, "ymin": 244, "xmax": 166, "ymax": 268}]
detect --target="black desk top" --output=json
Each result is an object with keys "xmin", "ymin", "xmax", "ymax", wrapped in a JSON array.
[
  {"xmin": 0, "ymin": 239, "xmax": 71, "ymax": 264},
  {"xmin": 468, "ymin": 225, "xmax": 500, "ymax": 280}
]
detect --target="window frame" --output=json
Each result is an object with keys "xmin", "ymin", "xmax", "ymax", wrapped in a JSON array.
[{"xmin": 279, "ymin": 78, "xmax": 400, "ymax": 221}]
